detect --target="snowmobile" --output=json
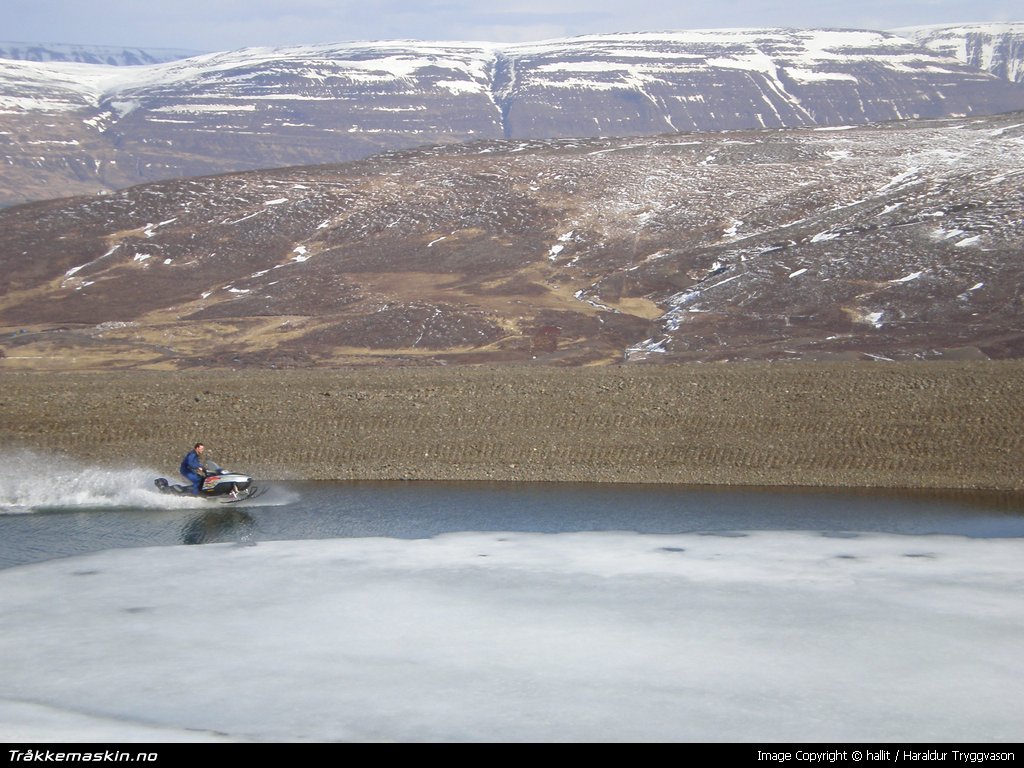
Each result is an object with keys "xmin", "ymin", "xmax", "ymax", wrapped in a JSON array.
[{"xmin": 154, "ymin": 463, "xmax": 262, "ymax": 503}]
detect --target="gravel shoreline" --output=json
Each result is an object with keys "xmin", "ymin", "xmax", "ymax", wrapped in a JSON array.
[{"xmin": 3, "ymin": 361, "xmax": 1023, "ymax": 490}]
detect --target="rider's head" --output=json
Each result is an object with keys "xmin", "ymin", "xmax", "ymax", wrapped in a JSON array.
[{"xmin": 194, "ymin": 443, "xmax": 204, "ymax": 453}]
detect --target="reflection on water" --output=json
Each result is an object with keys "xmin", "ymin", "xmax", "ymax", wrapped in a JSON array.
[
  {"xmin": 2, "ymin": 480, "xmax": 1024, "ymax": 570},
  {"xmin": 180, "ymin": 509, "xmax": 256, "ymax": 545}
]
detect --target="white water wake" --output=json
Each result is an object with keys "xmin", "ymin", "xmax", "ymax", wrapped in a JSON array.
[
  {"xmin": 0, "ymin": 449, "xmax": 295, "ymax": 512},
  {"xmin": 0, "ymin": 449, "xmax": 196, "ymax": 513}
]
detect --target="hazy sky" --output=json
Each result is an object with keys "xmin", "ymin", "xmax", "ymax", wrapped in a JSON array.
[{"xmin": 0, "ymin": 0, "xmax": 1020, "ymax": 52}]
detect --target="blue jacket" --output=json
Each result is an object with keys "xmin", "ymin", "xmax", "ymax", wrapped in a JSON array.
[{"xmin": 180, "ymin": 450, "xmax": 204, "ymax": 477}]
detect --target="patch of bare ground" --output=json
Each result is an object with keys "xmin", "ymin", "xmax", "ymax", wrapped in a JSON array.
[{"xmin": 1, "ymin": 361, "xmax": 1022, "ymax": 490}]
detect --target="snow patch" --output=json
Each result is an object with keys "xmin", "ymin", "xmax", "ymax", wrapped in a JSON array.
[
  {"xmin": 864, "ymin": 311, "xmax": 884, "ymax": 328},
  {"xmin": 66, "ymin": 245, "xmax": 119, "ymax": 276},
  {"xmin": 879, "ymin": 167, "xmax": 921, "ymax": 191},
  {"xmin": 811, "ymin": 231, "xmax": 842, "ymax": 243},
  {"xmin": 723, "ymin": 220, "xmax": 742, "ymax": 238},
  {"xmin": 785, "ymin": 69, "xmax": 858, "ymax": 84},
  {"xmin": 624, "ymin": 337, "xmax": 669, "ymax": 360},
  {"xmin": 153, "ymin": 103, "xmax": 257, "ymax": 114},
  {"xmin": 958, "ymin": 282, "xmax": 986, "ymax": 301},
  {"xmin": 436, "ymin": 80, "xmax": 480, "ymax": 95},
  {"xmin": 890, "ymin": 271, "xmax": 924, "ymax": 283}
]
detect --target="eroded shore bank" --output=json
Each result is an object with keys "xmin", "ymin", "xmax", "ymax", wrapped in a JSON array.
[{"xmin": 2, "ymin": 361, "xmax": 1022, "ymax": 490}]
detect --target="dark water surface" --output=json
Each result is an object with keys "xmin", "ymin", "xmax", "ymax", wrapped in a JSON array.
[{"xmin": 3, "ymin": 480, "xmax": 1024, "ymax": 570}]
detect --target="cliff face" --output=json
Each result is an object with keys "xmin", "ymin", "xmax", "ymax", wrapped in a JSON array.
[{"xmin": 895, "ymin": 22, "xmax": 1024, "ymax": 83}]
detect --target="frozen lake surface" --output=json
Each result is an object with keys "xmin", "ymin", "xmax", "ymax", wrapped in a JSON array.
[{"xmin": 2, "ymin": 459, "xmax": 1023, "ymax": 743}]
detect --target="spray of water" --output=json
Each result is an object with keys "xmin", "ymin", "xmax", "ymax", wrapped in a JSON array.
[{"xmin": 0, "ymin": 449, "xmax": 200, "ymax": 513}]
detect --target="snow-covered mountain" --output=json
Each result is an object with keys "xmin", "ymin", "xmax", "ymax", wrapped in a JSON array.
[
  {"xmin": 894, "ymin": 23, "xmax": 1024, "ymax": 82},
  {"xmin": 0, "ymin": 41, "xmax": 202, "ymax": 66},
  {"xmin": 3, "ymin": 28, "xmax": 1024, "ymax": 207},
  {"xmin": 2, "ymin": 112, "xmax": 1022, "ymax": 368}
]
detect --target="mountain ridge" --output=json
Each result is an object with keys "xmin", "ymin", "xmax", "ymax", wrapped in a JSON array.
[
  {"xmin": 5, "ymin": 23, "xmax": 1024, "ymax": 77},
  {"xmin": 3, "ymin": 26, "xmax": 1024, "ymax": 208},
  {"xmin": 0, "ymin": 41, "xmax": 204, "ymax": 66}
]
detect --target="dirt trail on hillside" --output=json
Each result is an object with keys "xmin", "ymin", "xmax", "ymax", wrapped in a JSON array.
[{"xmin": 2, "ymin": 362, "xmax": 1023, "ymax": 490}]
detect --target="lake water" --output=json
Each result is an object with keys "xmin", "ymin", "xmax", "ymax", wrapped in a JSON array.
[{"xmin": 3, "ymin": 477, "xmax": 1024, "ymax": 570}]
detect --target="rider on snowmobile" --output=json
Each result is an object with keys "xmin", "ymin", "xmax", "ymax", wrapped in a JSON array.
[{"xmin": 179, "ymin": 442, "xmax": 207, "ymax": 495}]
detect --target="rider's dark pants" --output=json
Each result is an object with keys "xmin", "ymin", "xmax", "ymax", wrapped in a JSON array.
[{"xmin": 182, "ymin": 471, "xmax": 203, "ymax": 495}]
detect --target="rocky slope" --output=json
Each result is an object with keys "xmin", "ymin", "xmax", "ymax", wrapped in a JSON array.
[
  {"xmin": 2, "ymin": 112, "xmax": 1022, "ymax": 370},
  {"xmin": 5, "ymin": 362, "xmax": 1024, "ymax": 489}
]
